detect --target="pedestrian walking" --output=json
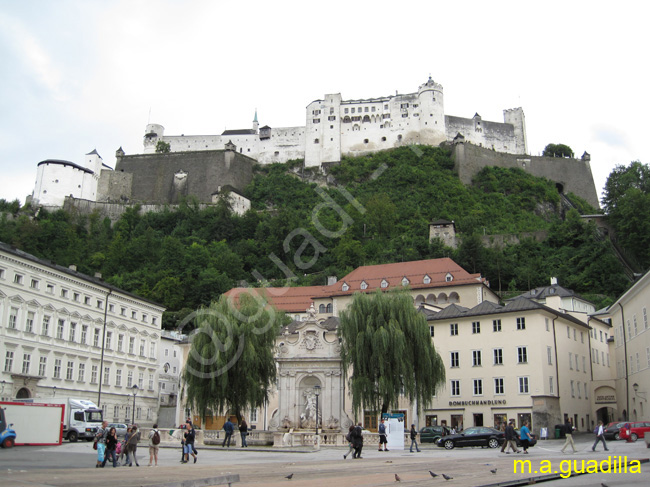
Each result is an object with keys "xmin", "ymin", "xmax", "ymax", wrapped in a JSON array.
[
  {"xmin": 343, "ymin": 425, "xmax": 355, "ymax": 459},
  {"xmin": 519, "ymin": 421, "xmax": 532, "ymax": 454},
  {"xmin": 222, "ymin": 418, "xmax": 234, "ymax": 447},
  {"xmin": 378, "ymin": 419, "xmax": 389, "ymax": 451},
  {"xmin": 592, "ymin": 421, "xmax": 609, "ymax": 452},
  {"xmin": 503, "ymin": 419, "xmax": 521, "ymax": 454},
  {"xmin": 352, "ymin": 423, "xmax": 364, "ymax": 459},
  {"xmin": 239, "ymin": 419, "xmax": 248, "ymax": 448},
  {"xmin": 126, "ymin": 425, "xmax": 140, "ymax": 466},
  {"xmin": 560, "ymin": 419, "xmax": 577, "ymax": 453},
  {"xmin": 148, "ymin": 423, "xmax": 161, "ymax": 466},
  {"xmin": 183, "ymin": 421, "xmax": 197, "ymax": 463},
  {"xmin": 102, "ymin": 427, "xmax": 119, "ymax": 467},
  {"xmin": 499, "ymin": 422, "xmax": 507, "ymax": 453},
  {"xmin": 119, "ymin": 426, "xmax": 132, "ymax": 466},
  {"xmin": 409, "ymin": 424, "xmax": 421, "ymax": 453},
  {"xmin": 95, "ymin": 420, "xmax": 109, "ymax": 468}
]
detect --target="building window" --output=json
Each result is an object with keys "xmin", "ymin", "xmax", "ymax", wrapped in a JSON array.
[
  {"xmin": 106, "ymin": 331, "xmax": 112, "ymax": 350},
  {"xmin": 450, "ymin": 352, "xmax": 459, "ymax": 368},
  {"xmin": 22, "ymin": 353, "xmax": 31, "ymax": 374},
  {"xmin": 73, "ymin": 292, "xmax": 80, "ymax": 302},
  {"xmin": 97, "ymin": 300, "xmax": 103, "ymax": 309},
  {"xmin": 131, "ymin": 311, "xmax": 137, "ymax": 320},
  {"xmin": 517, "ymin": 347, "xmax": 528, "ymax": 364},
  {"xmin": 472, "ymin": 321, "xmax": 480, "ymax": 334},
  {"xmin": 60, "ymin": 288, "xmax": 68, "ymax": 298},
  {"xmin": 84, "ymin": 296, "xmax": 90, "ymax": 305},
  {"xmin": 577, "ymin": 382, "xmax": 581, "ymax": 398},
  {"xmin": 39, "ymin": 356, "xmax": 47, "ymax": 376},
  {"xmin": 360, "ymin": 281, "xmax": 368, "ymax": 290},
  {"xmin": 516, "ymin": 317, "xmax": 526, "ymax": 330},
  {"xmin": 547, "ymin": 347, "xmax": 553, "ymax": 365},
  {"xmin": 41, "ymin": 316, "xmax": 50, "ymax": 336},
  {"xmin": 78, "ymin": 363, "xmax": 85, "ymax": 382},
  {"xmin": 545, "ymin": 318, "xmax": 550, "ymax": 331},
  {"xmin": 445, "ymin": 273, "xmax": 453, "ymax": 282},
  {"xmin": 149, "ymin": 373, "xmax": 154, "ymax": 390},
  {"xmin": 118, "ymin": 334, "xmax": 124, "ymax": 352},
  {"xmin": 150, "ymin": 342, "xmax": 156, "ymax": 358},
  {"xmin": 81, "ymin": 325, "xmax": 88, "ymax": 344},
  {"xmin": 567, "ymin": 326, "xmax": 571, "ymax": 338},
  {"xmin": 4, "ymin": 351, "xmax": 14, "ymax": 372},
  {"xmin": 423, "ymin": 275, "xmax": 431, "ymax": 284},
  {"xmin": 493, "ymin": 348, "xmax": 503, "ymax": 365},
  {"xmin": 8, "ymin": 307, "xmax": 18, "ymax": 329},
  {"xmin": 152, "ymin": 317, "xmax": 157, "ymax": 326},
  {"xmin": 121, "ymin": 307, "xmax": 126, "ymax": 317},
  {"xmin": 575, "ymin": 354, "xmax": 579, "ymax": 371},
  {"xmin": 450, "ymin": 323, "xmax": 458, "ymax": 336},
  {"xmin": 494, "ymin": 378, "xmax": 504, "ymax": 395},
  {"xmin": 341, "ymin": 283, "xmax": 349, "ymax": 291},
  {"xmin": 644, "ymin": 307, "xmax": 648, "ymax": 329},
  {"xmin": 56, "ymin": 319, "xmax": 65, "ymax": 339},
  {"xmin": 54, "ymin": 358, "xmax": 62, "ymax": 379},
  {"xmin": 164, "ymin": 348, "xmax": 169, "ymax": 357},
  {"xmin": 451, "ymin": 380, "xmax": 460, "ymax": 397},
  {"xmin": 103, "ymin": 367, "xmax": 110, "ymax": 386},
  {"xmin": 127, "ymin": 371, "xmax": 133, "ymax": 388},
  {"xmin": 380, "ymin": 279, "xmax": 389, "ymax": 289},
  {"xmin": 138, "ymin": 372, "xmax": 144, "ymax": 389},
  {"xmin": 14, "ymin": 273, "xmax": 24, "ymax": 284},
  {"xmin": 429, "ymin": 326, "xmax": 434, "ymax": 337},
  {"xmin": 493, "ymin": 319, "xmax": 501, "ymax": 332},
  {"xmin": 583, "ymin": 356, "xmax": 586, "ymax": 372},
  {"xmin": 472, "ymin": 350, "xmax": 482, "ymax": 366},
  {"xmin": 570, "ymin": 380, "xmax": 575, "ymax": 398},
  {"xmin": 473, "ymin": 379, "xmax": 483, "ymax": 396},
  {"xmin": 580, "ymin": 331, "xmax": 584, "ymax": 343},
  {"xmin": 401, "ymin": 277, "xmax": 410, "ymax": 286},
  {"xmin": 116, "ymin": 369, "xmax": 122, "ymax": 387},
  {"xmin": 66, "ymin": 361, "xmax": 74, "ymax": 380},
  {"xmin": 569, "ymin": 352, "xmax": 573, "ymax": 369},
  {"xmin": 109, "ymin": 304, "xmax": 114, "ymax": 313},
  {"xmin": 518, "ymin": 376, "xmax": 529, "ymax": 394},
  {"xmin": 93, "ymin": 328, "xmax": 100, "ymax": 347},
  {"xmin": 129, "ymin": 337, "xmax": 135, "ymax": 354},
  {"xmin": 91, "ymin": 365, "xmax": 98, "ymax": 384},
  {"xmin": 25, "ymin": 311, "xmax": 35, "ymax": 333},
  {"xmin": 584, "ymin": 382, "xmax": 588, "ymax": 399},
  {"xmin": 140, "ymin": 340, "xmax": 146, "ymax": 357},
  {"xmin": 549, "ymin": 376, "xmax": 554, "ymax": 394},
  {"xmin": 30, "ymin": 278, "xmax": 39, "ymax": 289},
  {"xmin": 69, "ymin": 322, "xmax": 77, "ymax": 342},
  {"xmin": 46, "ymin": 283, "xmax": 54, "ymax": 294}
]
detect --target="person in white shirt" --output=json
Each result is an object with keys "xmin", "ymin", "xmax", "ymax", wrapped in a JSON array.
[{"xmin": 591, "ymin": 421, "xmax": 609, "ymax": 452}]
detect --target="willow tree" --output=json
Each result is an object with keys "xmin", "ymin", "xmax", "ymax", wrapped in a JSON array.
[
  {"xmin": 339, "ymin": 290, "xmax": 445, "ymax": 416},
  {"xmin": 183, "ymin": 293, "xmax": 284, "ymax": 422}
]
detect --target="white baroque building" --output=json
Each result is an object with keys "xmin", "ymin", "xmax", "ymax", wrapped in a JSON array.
[
  {"xmin": 0, "ymin": 242, "xmax": 165, "ymax": 426},
  {"xmin": 143, "ymin": 77, "xmax": 527, "ymax": 167}
]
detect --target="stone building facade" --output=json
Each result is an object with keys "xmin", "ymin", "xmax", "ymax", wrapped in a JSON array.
[{"xmin": 0, "ymin": 241, "xmax": 165, "ymax": 426}]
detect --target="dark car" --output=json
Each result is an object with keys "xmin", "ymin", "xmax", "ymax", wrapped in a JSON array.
[
  {"xmin": 436, "ymin": 426, "xmax": 504, "ymax": 449},
  {"xmin": 603, "ymin": 422, "xmax": 627, "ymax": 441},
  {"xmin": 515, "ymin": 428, "xmax": 537, "ymax": 447},
  {"xmin": 420, "ymin": 425, "xmax": 451, "ymax": 443}
]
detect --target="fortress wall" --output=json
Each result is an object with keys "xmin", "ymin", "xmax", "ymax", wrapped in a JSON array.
[
  {"xmin": 454, "ymin": 143, "xmax": 600, "ymax": 208},
  {"xmin": 257, "ymin": 126, "xmax": 305, "ymax": 164},
  {"xmin": 113, "ymin": 150, "xmax": 253, "ymax": 204},
  {"xmin": 97, "ymin": 170, "xmax": 132, "ymax": 202},
  {"xmin": 445, "ymin": 116, "xmax": 519, "ymax": 154}
]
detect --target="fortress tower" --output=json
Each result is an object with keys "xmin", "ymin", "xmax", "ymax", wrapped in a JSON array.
[{"xmin": 416, "ymin": 76, "xmax": 446, "ymax": 146}]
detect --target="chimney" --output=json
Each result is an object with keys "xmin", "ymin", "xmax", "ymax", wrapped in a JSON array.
[
  {"xmin": 550, "ymin": 277, "xmax": 558, "ymax": 285},
  {"xmin": 94, "ymin": 272, "xmax": 102, "ymax": 279},
  {"xmin": 327, "ymin": 276, "xmax": 337, "ymax": 286},
  {"xmin": 69, "ymin": 264, "xmax": 77, "ymax": 272}
]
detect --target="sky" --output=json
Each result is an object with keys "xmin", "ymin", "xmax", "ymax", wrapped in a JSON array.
[{"xmin": 1, "ymin": 0, "xmax": 648, "ymax": 206}]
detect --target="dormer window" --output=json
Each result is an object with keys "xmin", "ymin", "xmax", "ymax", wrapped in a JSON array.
[
  {"xmin": 380, "ymin": 279, "xmax": 389, "ymax": 289},
  {"xmin": 360, "ymin": 281, "xmax": 368, "ymax": 290},
  {"xmin": 401, "ymin": 277, "xmax": 410, "ymax": 286},
  {"xmin": 445, "ymin": 273, "xmax": 453, "ymax": 282},
  {"xmin": 549, "ymin": 288, "xmax": 555, "ymax": 294},
  {"xmin": 423, "ymin": 275, "xmax": 431, "ymax": 284},
  {"xmin": 342, "ymin": 282, "xmax": 350, "ymax": 292},
  {"xmin": 531, "ymin": 289, "xmax": 537, "ymax": 295}
]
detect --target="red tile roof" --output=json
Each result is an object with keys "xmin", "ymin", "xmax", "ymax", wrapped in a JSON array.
[{"xmin": 224, "ymin": 258, "xmax": 487, "ymax": 313}]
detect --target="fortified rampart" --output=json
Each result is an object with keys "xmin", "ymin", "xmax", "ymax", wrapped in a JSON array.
[{"xmin": 452, "ymin": 142, "xmax": 600, "ymax": 208}]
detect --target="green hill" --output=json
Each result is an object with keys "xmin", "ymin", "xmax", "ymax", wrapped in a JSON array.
[{"xmin": 0, "ymin": 146, "xmax": 632, "ymax": 323}]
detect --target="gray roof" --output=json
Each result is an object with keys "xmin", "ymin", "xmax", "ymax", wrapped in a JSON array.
[
  {"xmin": 37, "ymin": 159, "xmax": 94, "ymax": 175},
  {"xmin": 221, "ymin": 129, "xmax": 256, "ymax": 135},
  {"xmin": 281, "ymin": 316, "xmax": 340, "ymax": 335},
  {"xmin": 512, "ymin": 283, "xmax": 585, "ymax": 301}
]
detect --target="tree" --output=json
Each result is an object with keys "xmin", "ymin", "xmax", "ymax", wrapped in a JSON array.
[
  {"xmin": 183, "ymin": 293, "xmax": 284, "ymax": 422},
  {"xmin": 155, "ymin": 140, "xmax": 171, "ymax": 153},
  {"xmin": 542, "ymin": 143, "xmax": 574, "ymax": 158},
  {"xmin": 338, "ymin": 290, "xmax": 445, "ymax": 416}
]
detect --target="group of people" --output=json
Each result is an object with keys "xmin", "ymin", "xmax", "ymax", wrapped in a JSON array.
[
  {"xmin": 499, "ymin": 419, "xmax": 533, "ymax": 454},
  {"xmin": 94, "ymin": 421, "xmax": 161, "ymax": 468},
  {"xmin": 343, "ymin": 422, "xmax": 365, "ymax": 459},
  {"xmin": 221, "ymin": 418, "xmax": 249, "ymax": 447}
]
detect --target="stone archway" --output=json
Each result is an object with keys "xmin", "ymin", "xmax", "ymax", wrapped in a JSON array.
[{"xmin": 16, "ymin": 387, "xmax": 31, "ymax": 399}]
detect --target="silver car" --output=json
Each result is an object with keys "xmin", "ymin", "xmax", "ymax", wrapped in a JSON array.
[{"xmin": 108, "ymin": 423, "xmax": 129, "ymax": 438}]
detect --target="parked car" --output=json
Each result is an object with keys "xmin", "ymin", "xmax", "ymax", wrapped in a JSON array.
[
  {"xmin": 436, "ymin": 426, "xmax": 504, "ymax": 449},
  {"xmin": 515, "ymin": 429, "xmax": 538, "ymax": 447},
  {"xmin": 108, "ymin": 423, "xmax": 129, "ymax": 438},
  {"xmin": 603, "ymin": 422, "xmax": 627, "ymax": 441},
  {"xmin": 420, "ymin": 425, "xmax": 451, "ymax": 443},
  {"xmin": 619, "ymin": 422, "xmax": 650, "ymax": 442}
]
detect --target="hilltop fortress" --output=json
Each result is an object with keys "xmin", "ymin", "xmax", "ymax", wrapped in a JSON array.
[
  {"xmin": 143, "ymin": 76, "xmax": 528, "ymax": 166},
  {"xmin": 30, "ymin": 77, "xmax": 599, "ymax": 210}
]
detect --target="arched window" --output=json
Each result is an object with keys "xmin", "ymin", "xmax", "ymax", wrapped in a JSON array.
[
  {"xmin": 362, "ymin": 115, "xmax": 370, "ymax": 123},
  {"xmin": 343, "ymin": 116, "xmax": 351, "ymax": 123},
  {"xmin": 326, "ymin": 304, "xmax": 333, "ymax": 313},
  {"xmin": 319, "ymin": 304, "xmax": 326, "ymax": 313}
]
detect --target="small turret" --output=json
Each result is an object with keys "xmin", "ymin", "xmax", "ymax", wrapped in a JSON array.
[
  {"xmin": 252, "ymin": 109, "xmax": 259, "ymax": 134},
  {"xmin": 115, "ymin": 147, "xmax": 125, "ymax": 158}
]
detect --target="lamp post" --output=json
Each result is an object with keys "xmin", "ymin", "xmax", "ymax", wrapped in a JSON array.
[
  {"xmin": 131, "ymin": 385, "xmax": 138, "ymax": 425},
  {"xmin": 313, "ymin": 385, "xmax": 321, "ymax": 435}
]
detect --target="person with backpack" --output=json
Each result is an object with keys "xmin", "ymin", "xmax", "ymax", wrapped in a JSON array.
[
  {"xmin": 343, "ymin": 425, "xmax": 355, "ymax": 459},
  {"xmin": 94, "ymin": 420, "xmax": 109, "ymax": 468},
  {"xmin": 126, "ymin": 424, "xmax": 141, "ymax": 466},
  {"xmin": 148, "ymin": 423, "xmax": 161, "ymax": 466},
  {"xmin": 592, "ymin": 421, "xmax": 609, "ymax": 452},
  {"xmin": 183, "ymin": 421, "xmax": 197, "ymax": 464},
  {"xmin": 351, "ymin": 423, "xmax": 364, "ymax": 459}
]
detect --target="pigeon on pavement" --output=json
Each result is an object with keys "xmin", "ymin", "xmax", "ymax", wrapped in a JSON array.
[
  {"xmin": 429, "ymin": 471, "xmax": 439, "ymax": 477},
  {"xmin": 395, "ymin": 473, "xmax": 401, "ymax": 482},
  {"xmin": 285, "ymin": 473, "xmax": 294, "ymax": 480},
  {"xmin": 490, "ymin": 468, "xmax": 498, "ymax": 474},
  {"xmin": 442, "ymin": 473, "xmax": 454, "ymax": 480}
]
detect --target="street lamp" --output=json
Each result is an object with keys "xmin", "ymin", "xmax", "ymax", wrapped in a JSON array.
[
  {"xmin": 313, "ymin": 385, "xmax": 321, "ymax": 435},
  {"xmin": 131, "ymin": 385, "xmax": 138, "ymax": 425}
]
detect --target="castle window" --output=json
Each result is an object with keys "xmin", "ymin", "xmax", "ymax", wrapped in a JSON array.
[
  {"xmin": 351, "ymin": 116, "xmax": 361, "ymax": 122},
  {"xmin": 400, "ymin": 103, "xmax": 409, "ymax": 109},
  {"xmin": 330, "ymin": 107, "xmax": 334, "ymax": 114},
  {"xmin": 328, "ymin": 116, "xmax": 336, "ymax": 121},
  {"xmin": 402, "ymin": 113, "xmax": 408, "ymax": 118},
  {"xmin": 312, "ymin": 109, "xmax": 321, "ymax": 115},
  {"xmin": 351, "ymin": 108, "xmax": 355, "ymax": 113},
  {"xmin": 364, "ymin": 139, "xmax": 369, "ymax": 144},
  {"xmin": 274, "ymin": 151, "xmax": 280, "ymax": 156},
  {"xmin": 344, "ymin": 108, "xmax": 349, "ymax": 114},
  {"xmin": 313, "ymin": 118, "xmax": 320, "ymax": 123},
  {"xmin": 383, "ymin": 113, "xmax": 390, "ymax": 119},
  {"xmin": 362, "ymin": 115, "xmax": 370, "ymax": 122},
  {"xmin": 381, "ymin": 137, "xmax": 386, "ymax": 142},
  {"xmin": 413, "ymin": 104, "xmax": 418, "ymax": 108},
  {"xmin": 364, "ymin": 107, "xmax": 369, "ymax": 112},
  {"xmin": 371, "ymin": 106, "xmax": 376, "ymax": 112},
  {"xmin": 343, "ymin": 116, "xmax": 351, "ymax": 123},
  {"xmin": 384, "ymin": 104, "xmax": 389, "ymax": 110},
  {"xmin": 397, "ymin": 135, "xmax": 402, "ymax": 141},
  {"xmin": 314, "ymin": 138, "xmax": 319, "ymax": 144}
]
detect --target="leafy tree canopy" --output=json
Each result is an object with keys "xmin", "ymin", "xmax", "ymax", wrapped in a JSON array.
[
  {"xmin": 542, "ymin": 143, "xmax": 574, "ymax": 158},
  {"xmin": 338, "ymin": 290, "xmax": 445, "ymax": 416}
]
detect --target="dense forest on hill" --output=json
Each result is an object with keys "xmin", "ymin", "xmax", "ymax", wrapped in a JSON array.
[{"xmin": 1, "ymin": 146, "xmax": 645, "ymax": 327}]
